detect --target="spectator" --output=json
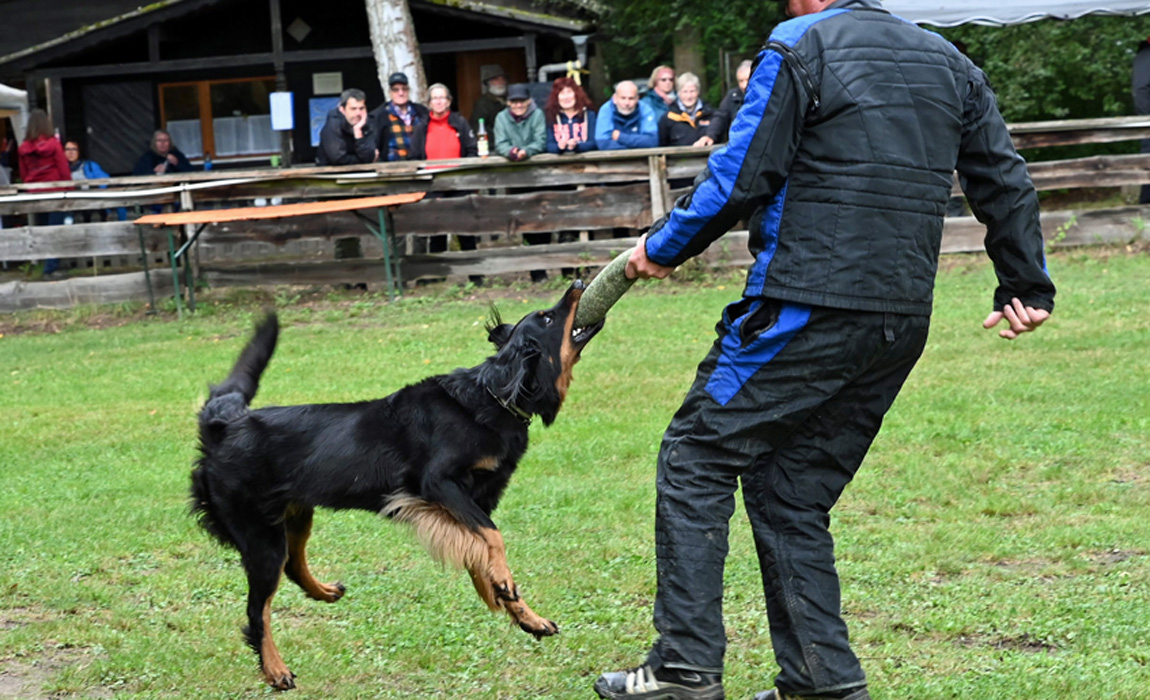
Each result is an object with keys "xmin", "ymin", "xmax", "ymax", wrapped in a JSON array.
[
  {"xmin": 701, "ymin": 59, "xmax": 753, "ymax": 146},
  {"xmin": 315, "ymin": 88, "xmax": 377, "ymax": 165},
  {"xmin": 65, "ymin": 140, "xmax": 126, "ymax": 223},
  {"xmin": 410, "ymin": 83, "xmax": 478, "ymax": 160},
  {"xmin": 371, "ymin": 72, "xmax": 429, "ymax": 162},
  {"xmin": 410, "ymin": 83, "xmax": 480, "ymax": 278},
  {"xmin": 544, "ymin": 77, "xmax": 598, "ymax": 154},
  {"xmin": 133, "ymin": 129, "xmax": 194, "ymax": 175},
  {"xmin": 1133, "ymin": 36, "xmax": 1150, "ymax": 203},
  {"xmin": 470, "ymin": 65, "xmax": 508, "ymax": 133},
  {"xmin": 17, "ymin": 109, "xmax": 71, "ymax": 278},
  {"xmin": 593, "ymin": 1, "xmax": 1054, "ymax": 699},
  {"xmin": 642, "ymin": 65, "xmax": 677, "ymax": 121},
  {"xmin": 595, "ymin": 80, "xmax": 659, "ymax": 151},
  {"xmin": 494, "ymin": 84, "xmax": 546, "ymax": 162},
  {"xmin": 658, "ymin": 72, "xmax": 713, "ymax": 147}
]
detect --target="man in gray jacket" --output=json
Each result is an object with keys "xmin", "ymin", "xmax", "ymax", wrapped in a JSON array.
[{"xmin": 594, "ymin": 1, "xmax": 1054, "ymax": 699}]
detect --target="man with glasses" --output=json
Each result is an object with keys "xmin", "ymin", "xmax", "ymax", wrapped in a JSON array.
[{"xmin": 371, "ymin": 72, "xmax": 429, "ymax": 162}]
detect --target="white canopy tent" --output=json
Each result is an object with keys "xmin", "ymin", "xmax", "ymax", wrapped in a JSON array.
[
  {"xmin": 0, "ymin": 82, "xmax": 28, "ymax": 140},
  {"xmin": 882, "ymin": 0, "xmax": 1150, "ymax": 27}
]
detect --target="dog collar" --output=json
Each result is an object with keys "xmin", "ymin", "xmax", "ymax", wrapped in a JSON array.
[{"xmin": 486, "ymin": 386, "xmax": 532, "ymax": 425}]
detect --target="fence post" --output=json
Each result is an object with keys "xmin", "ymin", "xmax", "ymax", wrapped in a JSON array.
[{"xmin": 648, "ymin": 154, "xmax": 671, "ymax": 221}]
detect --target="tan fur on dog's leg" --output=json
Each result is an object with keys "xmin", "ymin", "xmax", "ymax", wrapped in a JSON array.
[
  {"xmin": 478, "ymin": 527, "xmax": 558, "ymax": 638},
  {"xmin": 260, "ymin": 594, "xmax": 295, "ymax": 690}
]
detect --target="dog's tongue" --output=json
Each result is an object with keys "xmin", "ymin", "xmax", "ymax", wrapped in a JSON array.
[{"xmin": 573, "ymin": 248, "xmax": 636, "ymax": 328}]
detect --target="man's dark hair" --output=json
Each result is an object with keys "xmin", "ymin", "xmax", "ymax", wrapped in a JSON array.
[{"xmin": 339, "ymin": 88, "xmax": 366, "ymax": 107}]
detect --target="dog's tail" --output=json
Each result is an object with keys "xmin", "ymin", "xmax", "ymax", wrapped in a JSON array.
[{"xmin": 198, "ymin": 312, "xmax": 279, "ymax": 448}]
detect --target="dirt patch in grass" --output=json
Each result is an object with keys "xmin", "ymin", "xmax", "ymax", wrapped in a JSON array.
[
  {"xmin": 0, "ymin": 646, "xmax": 110, "ymax": 700},
  {"xmin": 956, "ymin": 632, "xmax": 1059, "ymax": 654}
]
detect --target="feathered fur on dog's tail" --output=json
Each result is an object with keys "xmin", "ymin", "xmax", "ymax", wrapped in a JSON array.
[
  {"xmin": 198, "ymin": 312, "xmax": 279, "ymax": 449},
  {"xmin": 191, "ymin": 313, "xmax": 278, "ymax": 548}
]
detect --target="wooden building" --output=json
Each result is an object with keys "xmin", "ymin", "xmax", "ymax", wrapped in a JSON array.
[{"xmin": 0, "ymin": 0, "xmax": 600, "ymax": 174}]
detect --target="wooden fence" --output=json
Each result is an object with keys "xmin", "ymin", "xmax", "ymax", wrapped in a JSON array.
[{"xmin": 2, "ymin": 115, "xmax": 1150, "ymax": 312}]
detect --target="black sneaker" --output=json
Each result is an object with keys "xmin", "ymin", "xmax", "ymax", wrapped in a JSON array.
[
  {"xmin": 594, "ymin": 665, "xmax": 724, "ymax": 699},
  {"xmin": 754, "ymin": 687, "xmax": 870, "ymax": 700}
]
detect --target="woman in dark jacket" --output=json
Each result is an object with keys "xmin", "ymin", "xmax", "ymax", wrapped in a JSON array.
[
  {"xmin": 410, "ymin": 83, "xmax": 478, "ymax": 160},
  {"xmin": 544, "ymin": 77, "xmax": 598, "ymax": 154},
  {"xmin": 658, "ymin": 72, "xmax": 713, "ymax": 148}
]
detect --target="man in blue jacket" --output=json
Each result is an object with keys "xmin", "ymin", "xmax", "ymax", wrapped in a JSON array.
[
  {"xmin": 594, "ymin": 1, "xmax": 1054, "ymax": 699},
  {"xmin": 595, "ymin": 81, "xmax": 658, "ymax": 150}
]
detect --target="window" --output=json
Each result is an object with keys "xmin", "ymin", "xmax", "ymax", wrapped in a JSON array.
[{"xmin": 159, "ymin": 77, "xmax": 278, "ymax": 159}]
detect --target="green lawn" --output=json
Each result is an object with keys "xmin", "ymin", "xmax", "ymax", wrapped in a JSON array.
[{"xmin": 1, "ymin": 247, "xmax": 1147, "ymax": 699}]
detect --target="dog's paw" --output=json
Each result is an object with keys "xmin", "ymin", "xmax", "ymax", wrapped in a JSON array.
[
  {"xmin": 265, "ymin": 669, "xmax": 296, "ymax": 691},
  {"xmin": 519, "ymin": 617, "xmax": 559, "ymax": 639}
]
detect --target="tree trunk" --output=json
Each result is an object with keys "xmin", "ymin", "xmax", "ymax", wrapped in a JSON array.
[{"xmin": 364, "ymin": 0, "xmax": 427, "ymax": 103}]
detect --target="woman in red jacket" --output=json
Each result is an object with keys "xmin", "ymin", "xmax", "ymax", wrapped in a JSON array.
[{"xmin": 18, "ymin": 109, "xmax": 71, "ymax": 278}]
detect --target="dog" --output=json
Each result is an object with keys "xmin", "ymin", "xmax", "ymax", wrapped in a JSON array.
[{"xmin": 190, "ymin": 281, "xmax": 604, "ymax": 690}]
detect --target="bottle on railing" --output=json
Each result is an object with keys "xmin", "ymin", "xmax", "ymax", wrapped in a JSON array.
[
  {"xmin": 203, "ymin": 154, "xmax": 213, "ymax": 171},
  {"xmin": 477, "ymin": 118, "xmax": 489, "ymax": 158}
]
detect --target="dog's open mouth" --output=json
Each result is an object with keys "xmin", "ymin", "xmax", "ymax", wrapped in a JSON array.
[{"xmin": 570, "ymin": 319, "xmax": 604, "ymax": 347}]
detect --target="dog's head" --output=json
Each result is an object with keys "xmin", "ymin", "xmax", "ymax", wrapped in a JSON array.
[{"xmin": 481, "ymin": 280, "xmax": 605, "ymax": 426}]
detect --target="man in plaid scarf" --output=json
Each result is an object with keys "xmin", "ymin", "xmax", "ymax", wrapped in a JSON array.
[{"xmin": 371, "ymin": 72, "xmax": 429, "ymax": 161}]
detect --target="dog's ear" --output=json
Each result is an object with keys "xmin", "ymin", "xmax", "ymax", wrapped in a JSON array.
[
  {"xmin": 485, "ymin": 306, "xmax": 514, "ymax": 348},
  {"xmin": 479, "ymin": 327, "xmax": 538, "ymax": 408}
]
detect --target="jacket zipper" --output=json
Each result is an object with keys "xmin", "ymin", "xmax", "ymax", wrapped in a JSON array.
[{"xmin": 764, "ymin": 40, "xmax": 821, "ymax": 113}]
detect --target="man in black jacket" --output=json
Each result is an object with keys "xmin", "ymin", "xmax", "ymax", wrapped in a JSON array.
[
  {"xmin": 699, "ymin": 59, "xmax": 753, "ymax": 146},
  {"xmin": 594, "ymin": 1, "xmax": 1054, "ymax": 700},
  {"xmin": 316, "ymin": 88, "xmax": 377, "ymax": 165}
]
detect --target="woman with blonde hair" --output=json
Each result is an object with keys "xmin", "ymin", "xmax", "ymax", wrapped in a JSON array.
[{"xmin": 642, "ymin": 64, "xmax": 676, "ymax": 120}]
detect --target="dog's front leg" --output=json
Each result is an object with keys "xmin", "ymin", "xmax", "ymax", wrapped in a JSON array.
[{"xmin": 475, "ymin": 526, "xmax": 559, "ymax": 639}]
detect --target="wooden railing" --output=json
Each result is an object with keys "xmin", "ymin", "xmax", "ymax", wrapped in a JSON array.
[{"xmin": 2, "ymin": 115, "xmax": 1149, "ymax": 312}]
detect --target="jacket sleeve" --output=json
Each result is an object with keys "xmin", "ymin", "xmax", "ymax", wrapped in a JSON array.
[
  {"xmin": 493, "ymin": 111, "xmax": 514, "ymax": 157},
  {"xmin": 524, "ymin": 111, "xmax": 547, "ymax": 156},
  {"xmin": 617, "ymin": 106, "xmax": 659, "ymax": 149},
  {"xmin": 409, "ymin": 123, "xmax": 427, "ymax": 161},
  {"xmin": 52, "ymin": 143, "xmax": 72, "ymax": 182},
  {"xmin": 644, "ymin": 45, "xmax": 808, "ymax": 267},
  {"xmin": 319, "ymin": 123, "xmax": 356, "ymax": 165},
  {"xmin": 595, "ymin": 103, "xmax": 624, "ymax": 150},
  {"xmin": 956, "ymin": 65, "xmax": 1056, "ymax": 313},
  {"xmin": 457, "ymin": 115, "xmax": 479, "ymax": 157},
  {"xmin": 1134, "ymin": 46, "xmax": 1150, "ymax": 116},
  {"xmin": 355, "ymin": 127, "xmax": 377, "ymax": 163},
  {"xmin": 575, "ymin": 111, "xmax": 598, "ymax": 152},
  {"xmin": 706, "ymin": 92, "xmax": 735, "ymax": 141}
]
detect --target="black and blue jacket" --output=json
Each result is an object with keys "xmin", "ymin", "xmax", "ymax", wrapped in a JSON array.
[{"xmin": 645, "ymin": 0, "xmax": 1055, "ymax": 316}]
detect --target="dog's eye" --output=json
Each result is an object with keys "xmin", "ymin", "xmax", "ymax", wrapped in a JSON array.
[{"xmin": 544, "ymin": 314, "xmax": 554, "ymax": 325}]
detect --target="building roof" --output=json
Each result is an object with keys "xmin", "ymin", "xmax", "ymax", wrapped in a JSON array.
[{"xmin": 0, "ymin": 0, "xmax": 601, "ymax": 75}]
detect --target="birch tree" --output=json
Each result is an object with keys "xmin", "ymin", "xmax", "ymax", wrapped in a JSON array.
[{"xmin": 364, "ymin": 0, "xmax": 427, "ymax": 103}]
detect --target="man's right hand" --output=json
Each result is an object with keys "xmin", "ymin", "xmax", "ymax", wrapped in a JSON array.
[
  {"xmin": 625, "ymin": 233, "xmax": 675, "ymax": 280},
  {"xmin": 611, "ymin": 130, "xmax": 621, "ymax": 141},
  {"xmin": 153, "ymin": 162, "xmax": 167, "ymax": 174}
]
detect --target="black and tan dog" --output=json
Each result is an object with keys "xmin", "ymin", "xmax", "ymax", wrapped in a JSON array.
[{"xmin": 190, "ymin": 282, "xmax": 603, "ymax": 690}]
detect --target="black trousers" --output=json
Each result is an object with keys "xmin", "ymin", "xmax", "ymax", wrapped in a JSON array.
[{"xmin": 645, "ymin": 297, "xmax": 930, "ymax": 696}]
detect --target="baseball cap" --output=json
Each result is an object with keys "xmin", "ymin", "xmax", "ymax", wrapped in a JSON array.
[
  {"xmin": 507, "ymin": 84, "xmax": 531, "ymax": 101},
  {"xmin": 388, "ymin": 72, "xmax": 410, "ymax": 87}
]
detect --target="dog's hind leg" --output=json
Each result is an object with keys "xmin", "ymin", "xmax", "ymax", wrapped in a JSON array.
[
  {"xmin": 238, "ymin": 524, "xmax": 295, "ymax": 690},
  {"xmin": 284, "ymin": 505, "xmax": 345, "ymax": 603}
]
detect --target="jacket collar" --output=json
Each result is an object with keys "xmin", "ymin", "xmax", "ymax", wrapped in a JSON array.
[{"xmin": 828, "ymin": 0, "xmax": 884, "ymax": 10}]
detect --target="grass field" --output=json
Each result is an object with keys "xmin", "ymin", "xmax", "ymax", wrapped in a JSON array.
[{"xmin": 1, "ymin": 246, "xmax": 1148, "ymax": 700}]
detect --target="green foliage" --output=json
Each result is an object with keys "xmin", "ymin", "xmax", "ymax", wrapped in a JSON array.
[
  {"xmin": 601, "ymin": 5, "xmax": 1150, "ymax": 155},
  {"xmin": 598, "ymin": 0, "xmax": 787, "ymax": 103}
]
